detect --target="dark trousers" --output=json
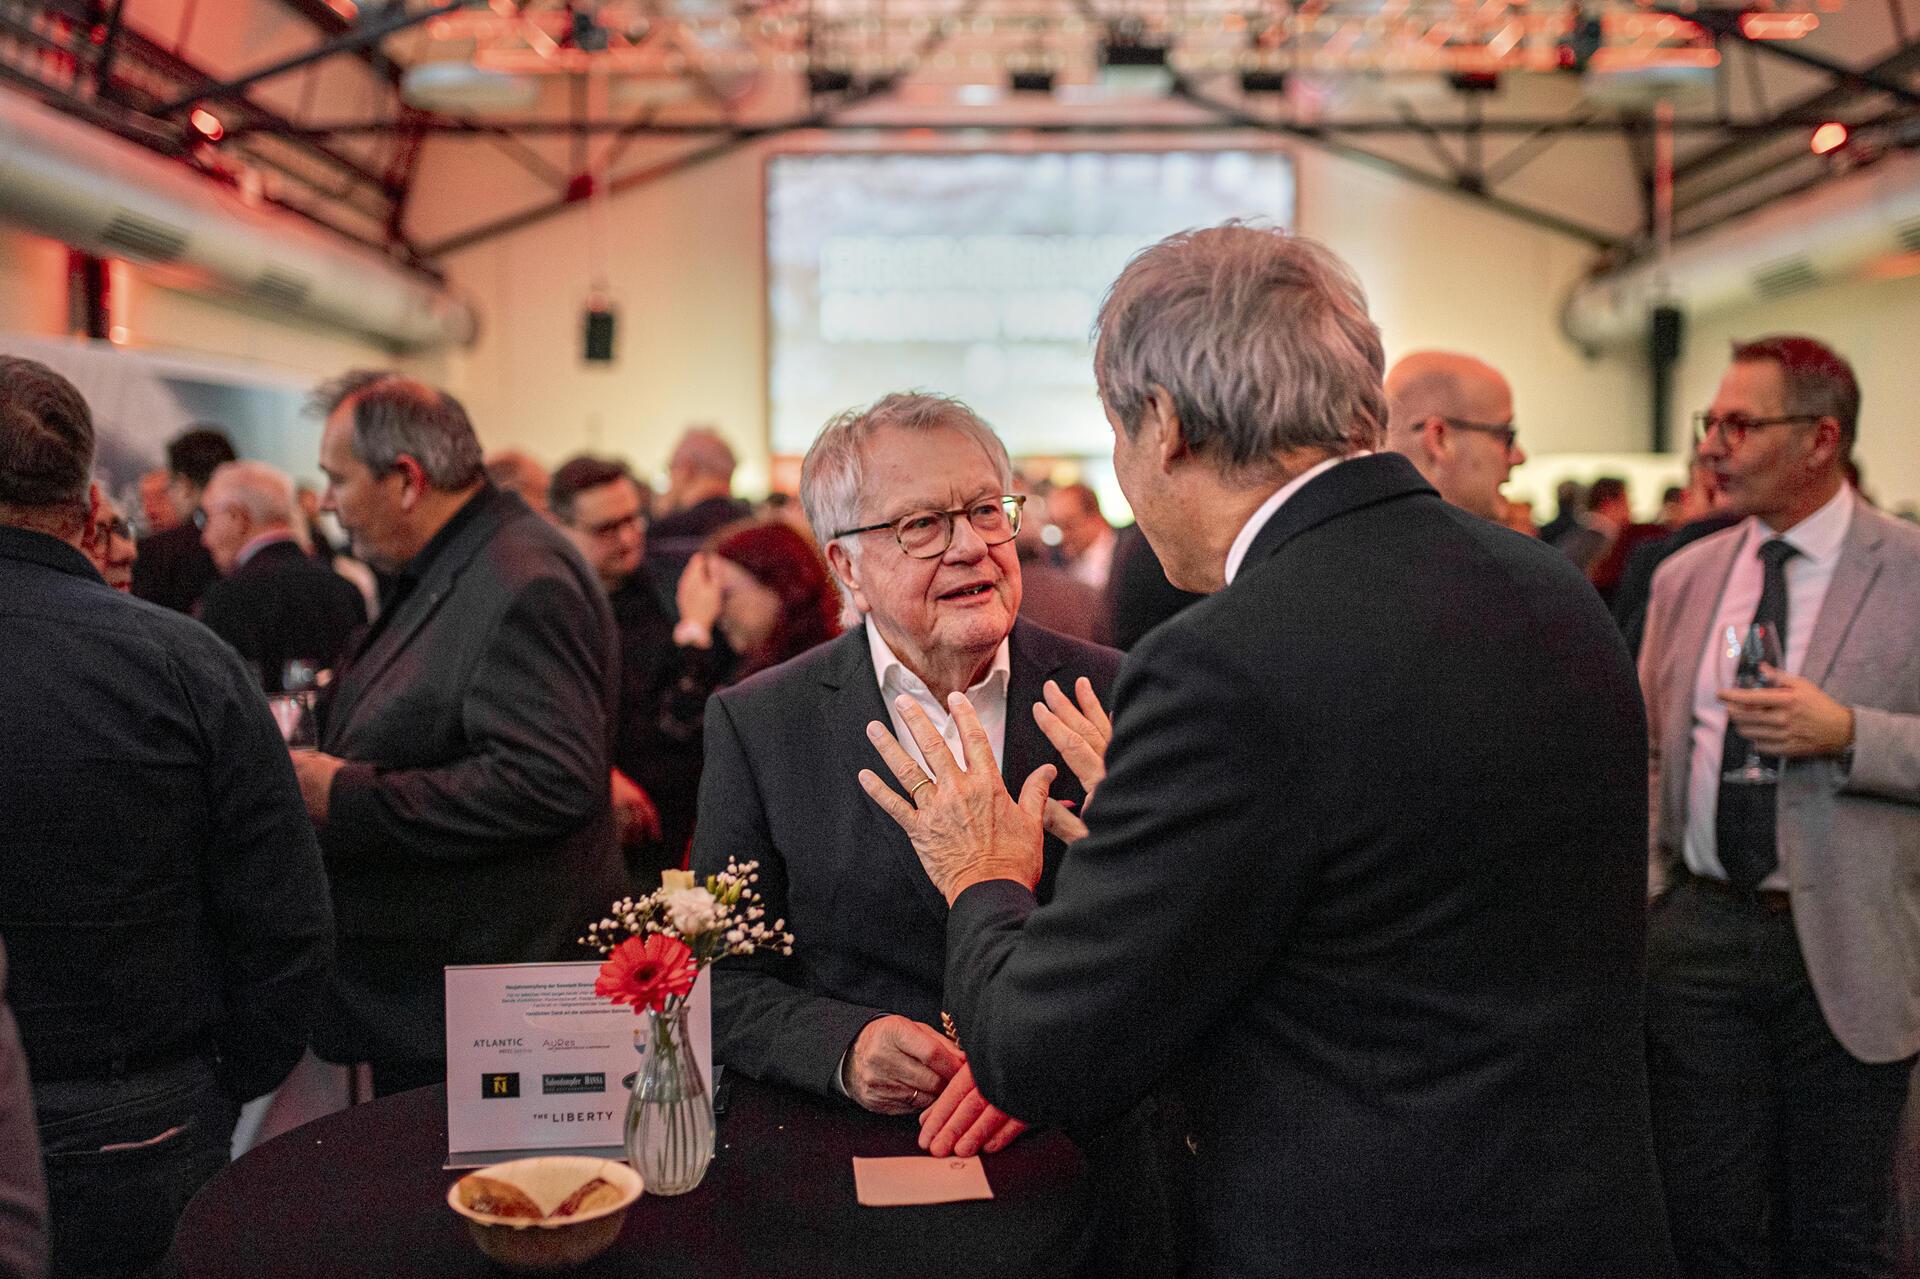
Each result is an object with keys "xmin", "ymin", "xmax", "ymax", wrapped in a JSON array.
[
  {"xmin": 1647, "ymin": 878, "xmax": 1916, "ymax": 1278},
  {"xmin": 34, "ymin": 1056, "xmax": 237, "ymax": 1279}
]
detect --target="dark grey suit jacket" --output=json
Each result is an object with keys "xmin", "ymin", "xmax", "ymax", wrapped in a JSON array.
[
  {"xmin": 945, "ymin": 455, "xmax": 1675, "ymax": 1279},
  {"xmin": 690, "ymin": 620, "xmax": 1121, "ymax": 1098},
  {"xmin": 315, "ymin": 487, "xmax": 628, "ymax": 1068}
]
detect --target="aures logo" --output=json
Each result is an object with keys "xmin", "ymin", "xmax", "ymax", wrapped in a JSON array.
[{"xmin": 481, "ymin": 1072, "xmax": 521, "ymax": 1099}]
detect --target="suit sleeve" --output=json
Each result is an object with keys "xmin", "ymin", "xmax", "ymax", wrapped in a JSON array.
[
  {"xmin": 690, "ymin": 695, "xmax": 888, "ymax": 1099},
  {"xmin": 188, "ymin": 645, "xmax": 335, "ymax": 1101},
  {"xmin": 1638, "ymin": 564, "xmax": 1675, "ymax": 894},
  {"xmin": 945, "ymin": 619, "xmax": 1312, "ymax": 1135},
  {"xmin": 325, "ymin": 573, "xmax": 611, "ymax": 862},
  {"xmin": 1842, "ymin": 708, "xmax": 1920, "ymax": 804},
  {"xmin": 0, "ymin": 949, "xmax": 47, "ymax": 1279}
]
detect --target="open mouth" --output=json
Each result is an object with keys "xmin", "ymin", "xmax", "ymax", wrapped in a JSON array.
[{"xmin": 939, "ymin": 582, "xmax": 994, "ymax": 602}]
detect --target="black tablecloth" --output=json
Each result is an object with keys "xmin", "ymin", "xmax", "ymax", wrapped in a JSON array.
[{"xmin": 173, "ymin": 1076, "xmax": 1094, "ymax": 1278}]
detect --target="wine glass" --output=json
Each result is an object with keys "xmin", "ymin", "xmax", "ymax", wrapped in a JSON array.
[
  {"xmin": 267, "ymin": 691, "xmax": 319, "ymax": 751},
  {"xmin": 1723, "ymin": 621, "xmax": 1783, "ymax": 784}
]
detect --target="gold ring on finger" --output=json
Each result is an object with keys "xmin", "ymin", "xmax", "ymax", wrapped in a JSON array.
[{"xmin": 911, "ymin": 779, "xmax": 935, "ymax": 805}]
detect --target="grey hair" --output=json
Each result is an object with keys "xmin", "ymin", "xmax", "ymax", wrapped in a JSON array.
[
  {"xmin": 799, "ymin": 392, "xmax": 1013, "ymax": 555},
  {"xmin": 670, "ymin": 426, "xmax": 738, "ymax": 481},
  {"xmin": 1093, "ymin": 222, "xmax": 1387, "ymax": 474},
  {"xmin": 309, "ymin": 370, "xmax": 484, "ymax": 490},
  {"xmin": 204, "ymin": 460, "xmax": 296, "ymax": 527}
]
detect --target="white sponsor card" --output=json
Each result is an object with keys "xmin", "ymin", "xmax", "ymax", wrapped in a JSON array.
[{"xmin": 442, "ymin": 961, "xmax": 710, "ymax": 1169}]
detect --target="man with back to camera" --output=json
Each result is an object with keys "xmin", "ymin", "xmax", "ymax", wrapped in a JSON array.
[
  {"xmin": 863, "ymin": 225, "xmax": 1675, "ymax": 1278},
  {"xmin": 130, "ymin": 424, "xmax": 235, "ymax": 614},
  {"xmin": 1382, "ymin": 349, "xmax": 1526, "ymax": 522},
  {"xmin": 689, "ymin": 392, "xmax": 1120, "ymax": 1136},
  {"xmin": 0, "ymin": 357, "xmax": 332, "ymax": 1277},
  {"xmin": 198, "ymin": 459, "xmax": 366, "ymax": 692},
  {"xmin": 644, "ymin": 426, "xmax": 752, "ymax": 602},
  {"xmin": 1640, "ymin": 335, "xmax": 1920, "ymax": 1277},
  {"xmin": 290, "ymin": 371, "xmax": 627, "ymax": 1096}
]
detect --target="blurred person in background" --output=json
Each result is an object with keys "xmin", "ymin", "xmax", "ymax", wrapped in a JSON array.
[
  {"xmin": 1499, "ymin": 496, "xmax": 1538, "ymax": 537},
  {"xmin": 1383, "ymin": 350, "xmax": 1525, "ymax": 522},
  {"xmin": 82, "ymin": 488, "xmax": 136, "ymax": 592},
  {"xmin": 1613, "ymin": 454, "xmax": 1738, "ymax": 656},
  {"xmin": 646, "ymin": 426, "xmax": 752, "ymax": 602},
  {"xmin": 486, "ymin": 450, "xmax": 551, "ymax": 519},
  {"xmin": 1583, "ymin": 479, "xmax": 1668, "ymax": 603},
  {"xmin": 136, "ymin": 469, "xmax": 178, "ymax": 535},
  {"xmin": 1539, "ymin": 477, "xmax": 1585, "ymax": 545},
  {"xmin": 551, "ymin": 454, "xmax": 695, "ymax": 887},
  {"xmin": 1, "ymin": 357, "xmax": 331, "ymax": 1278},
  {"xmin": 1009, "ymin": 485, "xmax": 1109, "ymax": 646},
  {"xmin": 297, "ymin": 482, "xmax": 342, "ymax": 563},
  {"xmin": 1048, "ymin": 483, "xmax": 1118, "ymax": 593},
  {"xmin": 198, "ymin": 460, "xmax": 366, "ymax": 693},
  {"xmin": 131, "ymin": 425, "xmax": 235, "ymax": 615}
]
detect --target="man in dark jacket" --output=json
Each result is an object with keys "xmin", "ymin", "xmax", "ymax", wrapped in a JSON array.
[
  {"xmin": 130, "ymin": 424, "xmax": 234, "ymax": 614},
  {"xmin": 0, "ymin": 357, "xmax": 332, "ymax": 1277},
  {"xmin": 293, "ymin": 372, "xmax": 627, "ymax": 1097}
]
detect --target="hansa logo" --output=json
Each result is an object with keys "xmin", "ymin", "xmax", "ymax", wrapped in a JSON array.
[{"xmin": 541, "ymin": 1072, "xmax": 607, "ymax": 1096}]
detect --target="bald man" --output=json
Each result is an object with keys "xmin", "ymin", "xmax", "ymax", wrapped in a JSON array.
[{"xmin": 1383, "ymin": 351, "xmax": 1526, "ymax": 521}]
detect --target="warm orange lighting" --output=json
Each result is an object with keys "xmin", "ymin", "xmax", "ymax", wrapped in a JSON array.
[
  {"xmin": 189, "ymin": 107, "xmax": 224, "ymax": 141},
  {"xmin": 325, "ymin": 0, "xmax": 358, "ymax": 17},
  {"xmin": 1739, "ymin": 11, "xmax": 1818, "ymax": 39},
  {"xmin": 1811, "ymin": 122, "xmax": 1849, "ymax": 155}
]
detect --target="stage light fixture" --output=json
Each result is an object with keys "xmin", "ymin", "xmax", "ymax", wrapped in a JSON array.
[
  {"xmin": 1447, "ymin": 72, "xmax": 1501, "ymax": 94},
  {"xmin": 1811, "ymin": 122, "xmax": 1849, "ymax": 155},
  {"xmin": 1239, "ymin": 68, "xmax": 1288, "ymax": 94},
  {"xmin": 807, "ymin": 67, "xmax": 856, "ymax": 94},
  {"xmin": 1556, "ymin": 9, "xmax": 1604, "ymax": 73},
  {"xmin": 1100, "ymin": 20, "xmax": 1169, "ymax": 67},
  {"xmin": 1010, "ymin": 69, "xmax": 1056, "ymax": 93},
  {"xmin": 189, "ymin": 107, "xmax": 224, "ymax": 142}
]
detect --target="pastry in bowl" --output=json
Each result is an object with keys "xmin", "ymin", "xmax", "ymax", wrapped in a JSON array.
[{"xmin": 448, "ymin": 1156, "xmax": 642, "ymax": 1271}]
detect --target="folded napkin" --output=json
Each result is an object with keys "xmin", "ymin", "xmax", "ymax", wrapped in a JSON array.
[{"xmin": 852, "ymin": 1155, "xmax": 993, "ymax": 1207}]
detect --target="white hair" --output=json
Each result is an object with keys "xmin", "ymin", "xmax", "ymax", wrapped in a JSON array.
[
  {"xmin": 798, "ymin": 392, "xmax": 1013, "ymax": 558},
  {"xmin": 205, "ymin": 460, "xmax": 296, "ymax": 528},
  {"xmin": 1094, "ymin": 221, "xmax": 1387, "ymax": 475},
  {"xmin": 670, "ymin": 427, "xmax": 737, "ymax": 481}
]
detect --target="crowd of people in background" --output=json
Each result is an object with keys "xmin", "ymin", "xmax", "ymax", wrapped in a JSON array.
[{"xmin": 2, "ymin": 217, "xmax": 1918, "ymax": 1279}]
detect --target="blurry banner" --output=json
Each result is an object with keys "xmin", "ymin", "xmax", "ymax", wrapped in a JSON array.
[
  {"xmin": 444, "ymin": 962, "xmax": 712, "ymax": 1169},
  {"xmin": 767, "ymin": 151, "xmax": 1295, "ymax": 457}
]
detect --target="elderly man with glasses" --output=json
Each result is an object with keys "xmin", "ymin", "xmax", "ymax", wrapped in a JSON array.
[
  {"xmin": 1640, "ymin": 335, "xmax": 1920, "ymax": 1277},
  {"xmin": 688, "ymin": 392, "xmax": 1119, "ymax": 1132}
]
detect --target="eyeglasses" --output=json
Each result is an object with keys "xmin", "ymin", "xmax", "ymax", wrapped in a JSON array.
[
  {"xmin": 579, "ymin": 512, "xmax": 642, "ymax": 540},
  {"xmin": 1438, "ymin": 416, "xmax": 1519, "ymax": 452},
  {"xmin": 1692, "ymin": 412, "xmax": 1821, "ymax": 449},
  {"xmin": 833, "ymin": 495, "xmax": 1026, "ymax": 560}
]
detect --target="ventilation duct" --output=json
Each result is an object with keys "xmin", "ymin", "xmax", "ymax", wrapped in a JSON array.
[
  {"xmin": 0, "ymin": 89, "xmax": 476, "ymax": 353},
  {"xmin": 1563, "ymin": 148, "xmax": 1920, "ymax": 352}
]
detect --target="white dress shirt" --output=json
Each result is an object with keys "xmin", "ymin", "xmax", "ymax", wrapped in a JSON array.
[
  {"xmin": 866, "ymin": 620, "xmax": 1011, "ymax": 778},
  {"xmin": 1683, "ymin": 484, "xmax": 1854, "ymax": 886},
  {"xmin": 1223, "ymin": 454, "xmax": 1361, "ymax": 586},
  {"xmin": 1067, "ymin": 526, "xmax": 1117, "ymax": 592}
]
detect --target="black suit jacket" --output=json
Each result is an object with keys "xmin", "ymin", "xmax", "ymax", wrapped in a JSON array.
[
  {"xmin": 690, "ymin": 620, "xmax": 1121, "ymax": 1097},
  {"xmin": 945, "ymin": 455, "xmax": 1674, "ymax": 1279},
  {"xmin": 199, "ymin": 539, "xmax": 367, "ymax": 691},
  {"xmin": 130, "ymin": 519, "xmax": 218, "ymax": 615},
  {"xmin": 314, "ymin": 488, "xmax": 628, "ymax": 1068}
]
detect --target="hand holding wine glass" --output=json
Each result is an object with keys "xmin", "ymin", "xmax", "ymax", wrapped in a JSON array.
[{"xmin": 1723, "ymin": 622, "xmax": 1783, "ymax": 784}]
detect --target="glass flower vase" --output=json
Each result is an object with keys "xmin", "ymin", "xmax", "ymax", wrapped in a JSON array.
[{"xmin": 624, "ymin": 1003, "xmax": 713, "ymax": 1195}]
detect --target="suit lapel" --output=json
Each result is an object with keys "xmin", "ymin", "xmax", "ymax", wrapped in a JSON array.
[
  {"xmin": 1660, "ymin": 528, "xmax": 1744, "ymax": 801},
  {"xmin": 818, "ymin": 629, "xmax": 952, "ymax": 917},
  {"xmin": 1001, "ymin": 621, "xmax": 1067, "ymax": 797},
  {"xmin": 1801, "ymin": 494, "xmax": 1884, "ymax": 688},
  {"xmin": 325, "ymin": 494, "xmax": 506, "ymax": 741}
]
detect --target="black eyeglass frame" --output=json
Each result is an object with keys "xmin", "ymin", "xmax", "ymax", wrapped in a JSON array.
[
  {"xmin": 1691, "ymin": 411, "xmax": 1823, "ymax": 449},
  {"xmin": 832, "ymin": 494, "xmax": 1027, "ymax": 560},
  {"xmin": 1435, "ymin": 416, "xmax": 1519, "ymax": 452}
]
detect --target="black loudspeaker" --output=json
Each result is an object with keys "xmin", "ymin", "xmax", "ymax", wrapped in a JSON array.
[
  {"xmin": 1651, "ymin": 305, "xmax": 1685, "ymax": 363},
  {"xmin": 583, "ymin": 307, "xmax": 617, "ymax": 363}
]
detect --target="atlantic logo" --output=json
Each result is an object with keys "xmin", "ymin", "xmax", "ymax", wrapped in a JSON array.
[{"xmin": 473, "ymin": 1037, "xmax": 525, "ymax": 1049}]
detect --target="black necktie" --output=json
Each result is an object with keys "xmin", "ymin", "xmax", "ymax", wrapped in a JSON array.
[{"xmin": 1715, "ymin": 538, "xmax": 1800, "ymax": 890}]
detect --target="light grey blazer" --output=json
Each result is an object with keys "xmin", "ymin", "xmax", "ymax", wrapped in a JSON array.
[{"xmin": 1640, "ymin": 491, "xmax": 1920, "ymax": 1064}]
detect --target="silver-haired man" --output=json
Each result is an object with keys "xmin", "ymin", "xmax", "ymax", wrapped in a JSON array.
[
  {"xmin": 864, "ymin": 224, "xmax": 1677, "ymax": 1277},
  {"xmin": 688, "ymin": 393, "xmax": 1119, "ymax": 1139}
]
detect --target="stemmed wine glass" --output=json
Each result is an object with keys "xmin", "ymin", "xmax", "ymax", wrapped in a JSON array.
[{"xmin": 1723, "ymin": 621, "xmax": 1783, "ymax": 784}]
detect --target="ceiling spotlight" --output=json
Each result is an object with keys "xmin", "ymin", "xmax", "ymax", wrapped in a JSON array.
[
  {"xmin": 1101, "ymin": 25, "xmax": 1169, "ymax": 68},
  {"xmin": 807, "ymin": 67, "xmax": 856, "ymax": 95},
  {"xmin": 188, "ymin": 107, "xmax": 224, "ymax": 142},
  {"xmin": 1239, "ymin": 68, "xmax": 1288, "ymax": 94},
  {"xmin": 1810, "ymin": 121, "xmax": 1849, "ymax": 155},
  {"xmin": 1447, "ymin": 72, "xmax": 1501, "ymax": 94},
  {"xmin": 1009, "ymin": 69, "xmax": 1056, "ymax": 93}
]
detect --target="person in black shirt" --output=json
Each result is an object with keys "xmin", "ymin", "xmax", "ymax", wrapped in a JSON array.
[
  {"xmin": 129, "ymin": 424, "xmax": 234, "ymax": 615},
  {"xmin": 0, "ymin": 357, "xmax": 333, "ymax": 1278}
]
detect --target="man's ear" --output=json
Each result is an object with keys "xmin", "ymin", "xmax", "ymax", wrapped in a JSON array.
[
  {"xmin": 393, "ymin": 455, "xmax": 429, "ymax": 511},
  {"xmin": 1145, "ymin": 386, "xmax": 1190, "ymax": 474},
  {"xmin": 1807, "ymin": 417, "xmax": 1845, "ymax": 474},
  {"xmin": 83, "ymin": 482, "xmax": 103, "ymax": 545},
  {"xmin": 825, "ymin": 538, "xmax": 869, "ymax": 614}
]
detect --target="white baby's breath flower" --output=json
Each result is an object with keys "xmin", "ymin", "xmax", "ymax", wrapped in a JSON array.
[{"xmin": 663, "ymin": 887, "xmax": 722, "ymax": 936}]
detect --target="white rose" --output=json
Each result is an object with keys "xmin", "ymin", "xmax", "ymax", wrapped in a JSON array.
[{"xmin": 663, "ymin": 887, "xmax": 722, "ymax": 936}]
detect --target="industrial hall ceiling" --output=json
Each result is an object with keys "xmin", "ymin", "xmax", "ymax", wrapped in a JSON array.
[{"xmin": 1, "ymin": 0, "xmax": 1916, "ymax": 282}]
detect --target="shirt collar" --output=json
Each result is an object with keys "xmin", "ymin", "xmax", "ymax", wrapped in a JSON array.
[
  {"xmin": 1223, "ymin": 453, "xmax": 1363, "ymax": 585},
  {"xmin": 1742, "ymin": 482, "xmax": 1853, "ymax": 568},
  {"xmin": 235, "ymin": 529, "xmax": 298, "ymax": 568},
  {"xmin": 865, "ymin": 618, "xmax": 1012, "ymax": 701}
]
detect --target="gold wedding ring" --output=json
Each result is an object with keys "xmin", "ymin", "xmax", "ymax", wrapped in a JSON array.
[{"xmin": 911, "ymin": 779, "xmax": 936, "ymax": 804}]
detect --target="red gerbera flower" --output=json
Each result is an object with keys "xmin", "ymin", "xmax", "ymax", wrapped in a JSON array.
[{"xmin": 595, "ymin": 934, "xmax": 697, "ymax": 1014}]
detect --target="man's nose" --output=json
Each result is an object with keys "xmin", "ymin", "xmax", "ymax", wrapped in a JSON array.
[{"xmin": 944, "ymin": 513, "xmax": 990, "ymax": 561}]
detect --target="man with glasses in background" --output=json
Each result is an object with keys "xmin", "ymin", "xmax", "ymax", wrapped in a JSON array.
[
  {"xmin": 1383, "ymin": 349, "xmax": 1526, "ymax": 522},
  {"xmin": 1640, "ymin": 335, "xmax": 1920, "ymax": 1276},
  {"xmin": 690, "ymin": 392, "xmax": 1119, "ymax": 1131}
]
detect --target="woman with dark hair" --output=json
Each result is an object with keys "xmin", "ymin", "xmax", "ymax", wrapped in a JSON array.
[{"xmin": 659, "ymin": 519, "xmax": 842, "ymax": 750}]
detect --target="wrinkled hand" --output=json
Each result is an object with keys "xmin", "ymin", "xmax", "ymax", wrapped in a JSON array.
[
  {"xmin": 1720, "ymin": 664, "xmax": 1855, "ymax": 758},
  {"xmin": 289, "ymin": 749, "xmax": 346, "ymax": 824},
  {"xmin": 610, "ymin": 768, "xmax": 662, "ymax": 844},
  {"xmin": 919, "ymin": 1062, "xmax": 1027, "ymax": 1158},
  {"xmin": 675, "ymin": 551, "xmax": 724, "ymax": 631},
  {"xmin": 859, "ymin": 692, "xmax": 1054, "ymax": 906},
  {"xmin": 1033, "ymin": 677, "xmax": 1111, "ymax": 844},
  {"xmin": 842, "ymin": 1015, "xmax": 966, "ymax": 1116}
]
